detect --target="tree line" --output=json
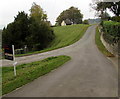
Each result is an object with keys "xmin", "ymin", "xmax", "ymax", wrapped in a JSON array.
[{"xmin": 2, "ymin": 2, "xmax": 55, "ymax": 51}]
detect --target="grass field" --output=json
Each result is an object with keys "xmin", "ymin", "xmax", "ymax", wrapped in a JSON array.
[
  {"xmin": 48, "ymin": 24, "xmax": 89, "ymax": 49},
  {"xmin": 2, "ymin": 55, "xmax": 71, "ymax": 95},
  {"xmin": 95, "ymin": 27, "xmax": 114, "ymax": 57},
  {"xmin": 16, "ymin": 24, "xmax": 89, "ymax": 57}
]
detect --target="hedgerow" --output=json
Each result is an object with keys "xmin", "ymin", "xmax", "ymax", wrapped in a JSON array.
[{"xmin": 102, "ymin": 21, "xmax": 120, "ymax": 44}]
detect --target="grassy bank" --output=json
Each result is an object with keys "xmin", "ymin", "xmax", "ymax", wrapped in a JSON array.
[
  {"xmin": 16, "ymin": 24, "xmax": 89, "ymax": 57},
  {"xmin": 49, "ymin": 24, "xmax": 89, "ymax": 49},
  {"xmin": 95, "ymin": 27, "xmax": 114, "ymax": 57},
  {"xmin": 2, "ymin": 55, "xmax": 71, "ymax": 95}
]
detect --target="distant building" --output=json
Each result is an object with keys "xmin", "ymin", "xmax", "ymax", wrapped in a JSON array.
[
  {"xmin": 61, "ymin": 19, "xmax": 72, "ymax": 26},
  {"xmin": 61, "ymin": 21, "xmax": 66, "ymax": 26}
]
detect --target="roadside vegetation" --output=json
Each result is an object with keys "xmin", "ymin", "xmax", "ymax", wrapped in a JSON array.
[
  {"xmin": 91, "ymin": 0, "xmax": 120, "ymax": 57},
  {"xmin": 101, "ymin": 21, "xmax": 120, "ymax": 44},
  {"xmin": 2, "ymin": 55, "xmax": 71, "ymax": 95},
  {"xmin": 95, "ymin": 27, "xmax": 114, "ymax": 57},
  {"xmin": 16, "ymin": 24, "xmax": 89, "ymax": 57}
]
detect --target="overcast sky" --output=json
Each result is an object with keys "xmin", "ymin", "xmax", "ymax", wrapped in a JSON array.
[{"xmin": 0, "ymin": 0, "xmax": 97, "ymax": 29}]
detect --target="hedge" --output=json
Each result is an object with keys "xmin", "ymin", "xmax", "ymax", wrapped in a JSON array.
[
  {"xmin": 111, "ymin": 16, "xmax": 120, "ymax": 22},
  {"xmin": 102, "ymin": 21, "xmax": 120, "ymax": 44}
]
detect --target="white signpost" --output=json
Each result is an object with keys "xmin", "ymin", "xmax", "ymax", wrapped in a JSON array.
[
  {"xmin": 13, "ymin": 62, "xmax": 17, "ymax": 76},
  {"xmin": 12, "ymin": 45, "xmax": 17, "ymax": 76},
  {"xmin": 4, "ymin": 45, "xmax": 17, "ymax": 76}
]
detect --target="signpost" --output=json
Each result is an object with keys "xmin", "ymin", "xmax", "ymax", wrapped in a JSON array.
[
  {"xmin": 4, "ymin": 45, "xmax": 14, "ymax": 61},
  {"xmin": 4, "ymin": 45, "xmax": 17, "ymax": 76}
]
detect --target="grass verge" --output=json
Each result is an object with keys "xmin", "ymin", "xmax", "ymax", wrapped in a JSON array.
[
  {"xmin": 2, "ymin": 55, "xmax": 71, "ymax": 95},
  {"xmin": 16, "ymin": 24, "xmax": 89, "ymax": 57},
  {"xmin": 95, "ymin": 26, "xmax": 114, "ymax": 57}
]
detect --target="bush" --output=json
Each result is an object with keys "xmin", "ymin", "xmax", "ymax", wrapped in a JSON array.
[
  {"xmin": 102, "ymin": 21, "xmax": 120, "ymax": 44},
  {"xmin": 83, "ymin": 20, "xmax": 89, "ymax": 24},
  {"xmin": 111, "ymin": 16, "xmax": 120, "ymax": 22}
]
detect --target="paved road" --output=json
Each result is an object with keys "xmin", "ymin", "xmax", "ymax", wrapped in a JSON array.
[{"xmin": 3, "ymin": 25, "xmax": 118, "ymax": 97}]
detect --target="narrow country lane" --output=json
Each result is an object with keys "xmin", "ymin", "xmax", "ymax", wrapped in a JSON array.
[{"xmin": 3, "ymin": 25, "xmax": 118, "ymax": 97}]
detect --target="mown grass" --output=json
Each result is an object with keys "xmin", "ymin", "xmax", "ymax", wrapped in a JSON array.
[
  {"xmin": 95, "ymin": 26, "xmax": 114, "ymax": 57},
  {"xmin": 16, "ymin": 24, "xmax": 89, "ymax": 57},
  {"xmin": 49, "ymin": 24, "xmax": 89, "ymax": 49},
  {"xmin": 2, "ymin": 55, "xmax": 71, "ymax": 95}
]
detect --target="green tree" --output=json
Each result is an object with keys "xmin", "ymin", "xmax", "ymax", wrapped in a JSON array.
[
  {"xmin": 91, "ymin": 1, "xmax": 120, "ymax": 17},
  {"xmin": 26, "ymin": 17, "xmax": 55, "ymax": 50},
  {"xmin": 56, "ymin": 6, "xmax": 83, "ymax": 26},
  {"xmin": 28, "ymin": 2, "xmax": 55, "ymax": 50},
  {"xmin": 30, "ymin": 2, "xmax": 47, "ymax": 22},
  {"xmin": 2, "ymin": 11, "xmax": 29, "ymax": 48}
]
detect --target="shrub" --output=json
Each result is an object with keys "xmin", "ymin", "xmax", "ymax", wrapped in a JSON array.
[
  {"xmin": 83, "ymin": 20, "xmax": 89, "ymax": 24},
  {"xmin": 102, "ymin": 21, "xmax": 120, "ymax": 44},
  {"xmin": 111, "ymin": 16, "xmax": 120, "ymax": 22}
]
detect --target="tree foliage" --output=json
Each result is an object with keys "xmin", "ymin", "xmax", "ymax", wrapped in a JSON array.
[
  {"xmin": 91, "ymin": 1, "xmax": 120, "ymax": 17},
  {"xmin": 56, "ymin": 6, "xmax": 83, "ymax": 26},
  {"xmin": 2, "ymin": 11, "xmax": 29, "ymax": 48},
  {"xmin": 98, "ymin": 11, "xmax": 110, "ymax": 20},
  {"xmin": 28, "ymin": 2, "xmax": 55, "ymax": 50},
  {"xmin": 2, "ymin": 3, "xmax": 55, "ymax": 51},
  {"xmin": 30, "ymin": 2, "xmax": 47, "ymax": 22},
  {"xmin": 96, "ymin": 1, "xmax": 120, "ymax": 16},
  {"xmin": 27, "ymin": 17, "xmax": 55, "ymax": 50}
]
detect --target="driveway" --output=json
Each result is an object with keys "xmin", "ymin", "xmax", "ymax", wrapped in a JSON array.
[{"xmin": 3, "ymin": 25, "xmax": 118, "ymax": 97}]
